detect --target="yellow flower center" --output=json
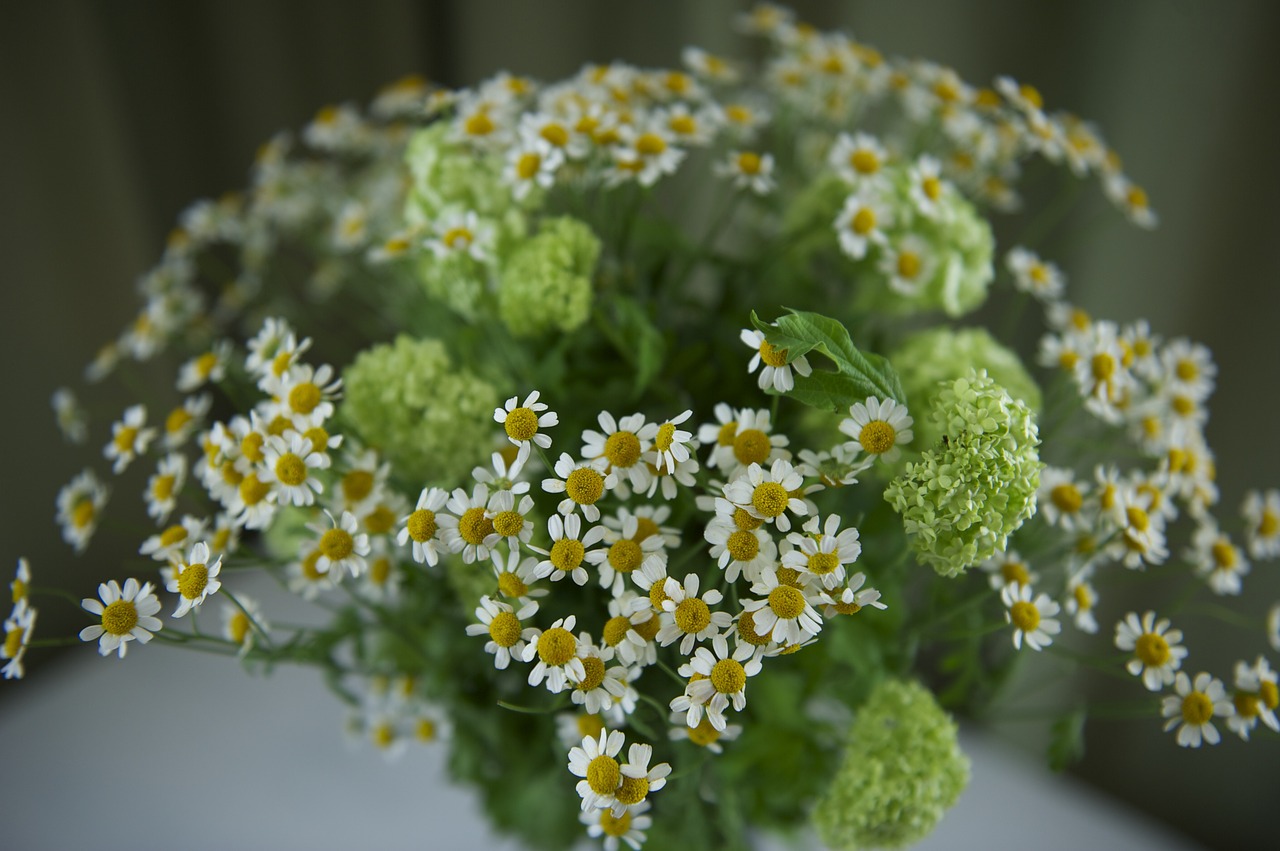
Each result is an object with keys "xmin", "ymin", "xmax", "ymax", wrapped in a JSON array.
[
  {"xmin": 834, "ymin": 598, "xmax": 863, "ymax": 616},
  {"xmin": 159, "ymin": 525, "xmax": 188, "ymax": 548},
  {"xmin": 577, "ymin": 713, "xmax": 605, "ymax": 740},
  {"xmin": 577, "ymin": 656, "xmax": 606, "ymax": 692},
  {"xmin": 850, "ymin": 207, "xmax": 876, "ymax": 235},
  {"xmin": 536, "ymin": 626, "xmax": 576, "ymax": 667},
  {"xmin": 669, "ymin": 114, "xmax": 697, "ymax": 135},
  {"xmin": 369, "ymin": 557, "xmax": 391, "ymax": 585},
  {"xmin": 586, "ymin": 755, "xmax": 621, "ymax": 795},
  {"xmin": 850, "ymin": 149, "xmax": 880, "ymax": 174},
  {"xmin": 151, "ymin": 475, "xmax": 176, "ymax": 502},
  {"xmin": 407, "ymin": 509, "xmax": 438, "ymax": 542},
  {"xmin": 442, "ymin": 227, "xmax": 474, "ymax": 249},
  {"xmin": 194, "ymin": 351, "xmax": 218, "ymax": 377},
  {"xmin": 11, "ymin": 579, "xmax": 27, "ymax": 605},
  {"xmin": 896, "ymin": 251, "xmax": 922, "ymax": 279},
  {"xmin": 565, "ymin": 468, "xmax": 605, "ymax": 505},
  {"xmin": 113, "ymin": 426, "xmax": 139, "ymax": 454},
  {"xmin": 266, "ymin": 415, "xmax": 292, "ymax": 437},
  {"xmin": 768, "ymin": 585, "xmax": 806, "ymax": 620},
  {"xmin": 717, "ymin": 421, "xmax": 737, "ymax": 447},
  {"xmin": 165, "ymin": 407, "xmax": 192, "ymax": 435},
  {"xmin": 600, "ymin": 809, "xmax": 632, "ymax": 838},
  {"xmin": 497, "ymin": 571, "xmax": 528, "ymax": 599},
  {"xmin": 488, "ymin": 611, "xmax": 523, "ymax": 648},
  {"xmin": 288, "ymin": 382, "xmax": 322, "ymax": 415},
  {"xmin": 342, "ymin": 470, "xmax": 375, "ymax": 503},
  {"xmin": 1001, "ymin": 561, "xmax": 1031, "ymax": 586},
  {"xmin": 732, "ymin": 508, "xmax": 764, "ymax": 532},
  {"xmin": 725, "ymin": 530, "xmax": 760, "ymax": 563},
  {"xmin": 736, "ymin": 610, "xmax": 770, "ymax": 646},
  {"xmin": 502, "ymin": 407, "xmax": 539, "ymax": 442},
  {"xmin": 463, "ymin": 110, "xmax": 495, "ymax": 137},
  {"xmin": 674, "ymin": 598, "xmax": 711, "ymax": 634},
  {"xmin": 1127, "ymin": 185, "xmax": 1149, "ymax": 210},
  {"xmin": 858, "ymin": 421, "xmax": 897, "ymax": 454},
  {"xmin": 732, "ymin": 429, "xmax": 771, "ymax": 466},
  {"xmin": 1091, "ymin": 353, "xmax": 1116, "ymax": 382},
  {"xmin": 364, "ymin": 505, "xmax": 396, "ymax": 535},
  {"xmin": 604, "ymin": 432, "xmax": 642, "ymax": 468},
  {"xmin": 550, "ymin": 538, "xmax": 586, "ymax": 573},
  {"xmin": 1259, "ymin": 510, "xmax": 1279, "ymax": 538},
  {"xmin": 1180, "ymin": 691, "xmax": 1213, "ymax": 726},
  {"xmin": 1261, "ymin": 680, "xmax": 1278, "ymax": 710},
  {"xmin": 1126, "ymin": 506, "xmax": 1150, "ymax": 533},
  {"xmin": 416, "ymin": 719, "xmax": 437, "ymax": 742},
  {"xmin": 1135, "ymin": 632, "xmax": 1170, "ymax": 667},
  {"xmin": 1072, "ymin": 584, "xmax": 1093, "ymax": 611},
  {"xmin": 710, "ymin": 658, "xmax": 747, "ymax": 694},
  {"xmin": 458, "ymin": 508, "xmax": 494, "ymax": 546},
  {"xmin": 776, "ymin": 567, "xmax": 804, "ymax": 587},
  {"xmin": 686, "ymin": 717, "xmax": 722, "ymax": 747},
  {"xmin": 615, "ymin": 774, "xmax": 649, "ymax": 806},
  {"xmin": 72, "ymin": 499, "xmax": 96, "ymax": 529},
  {"xmin": 515, "ymin": 152, "xmax": 541, "ymax": 180},
  {"xmin": 303, "ymin": 426, "xmax": 330, "ymax": 450},
  {"xmin": 1211, "ymin": 541, "xmax": 1237, "ymax": 570},
  {"xmin": 492, "ymin": 511, "xmax": 526, "ymax": 539},
  {"xmin": 1234, "ymin": 691, "xmax": 1259, "ymax": 719},
  {"xmin": 227, "ymin": 611, "xmax": 250, "ymax": 645},
  {"xmin": 320, "ymin": 528, "xmax": 354, "ymax": 561},
  {"xmin": 275, "ymin": 453, "xmax": 308, "ymax": 487},
  {"xmin": 177, "ymin": 563, "xmax": 209, "ymax": 600},
  {"xmin": 239, "ymin": 473, "xmax": 270, "ymax": 507},
  {"xmin": 634, "ymin": 613, "xmax": 661, "ymax": 641},
  {"xmin": 5, "ymin": 628, "xmax": 24, "ymax": 658},
  {"xmin": 101, "ymin": 600, "xmax": 139, "ymax": 636},
  {"xmin": 758, "ymin": 340, "xmax": 789, "ymax": 368},
  {"xmin": 602, "ymin": 616, "xmax": 632, "ymax": 647},
  {"xmin": 737, "ymin": 151, "xmax": 762, "ymax": 174},
  {"xmin": 540, "ymin": 123, "xmax": 569, "ymax": 147},
  {"xmin": 808, "ymin": 551, "xmax": 840, "ymax": 575},
  {"xmin": 300, "ymin": 550, "xmax": 324, "ymax": 580},
  {"xmin": 635, "ymin": 132, "xmax": 666, "ymax": 156},
  {"xmin": 654, "ymin": 423, "xmax": 676, "ymax": 453},
  {"xmin": 1050, "ymin": 484, "xmax": 1083, "ymax": 514},
  {"xmin": 648, "ymin": 580, "xmax": 670, "ymax": 611},
  {"xmin": 751, "ymin": 482, "xmax": 789, "ymax": 518},
  {"xmin": 607, "ymin": 539, "xmax": 643, "ymax": 574},
  {"xmin": 921, "ymin": 175, "xmax": 942, "ymax": 200},
  {"xmin": 1009, "ymin": 601, "xmax": 1040, "ymax": 632}
]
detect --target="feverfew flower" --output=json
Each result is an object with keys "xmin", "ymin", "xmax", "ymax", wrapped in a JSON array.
[
  {"xmin": 464, "ymin": 595, "xmax": 539, "ymax": 670},
  {"xmin": 56, "ymin": 468, "xmax": 109, "ymax": 553},
  {"xmin": 1241, "ymin": 489, "xmax": 1280, "ymax": 560},
  {"xmin": 568, "ymin": 728, "xmax": 627, "ymax": 813},
  {"xmin": 579, "ymin": 801, "xmax": 651, "ymax": 851},
  {"xmin": 103, "ymin": 404, "xmax": 157, "ymax": 474},
  {"xmin": 79, "ymin": 578, "xmax": 163, "ymax": 658},
  {"xmin": 1006, "ymin": 247, "xmax": 1065, "ymax": 302},
  {"xmin": 1001, "ymin": 582, "xmax": 1061, "ymax": 651},
  {"xmin": 438, "ymin": 484, "xmax": 495, "ymax": 564},
  {"xmin": 740, "ymin": 328, "xmax": 813, "ymax": 393},
  {"xmin": 424, "ymin": 209, "xmax": 495, "ymax": 262},
  {"xmin": 1115, "ymin": 611, "xmax": 1188, "ymax": 691},
  {"xmin": 524, "ymin": 615, "xmax": 586, "ymax": 694},
  {"xmin": 260, "ymin": 432, "xmax": 329, "ymax": 507},
  {"xmin": 718, "ymin": 149, "xmax": 776, "ymax": 194},
  {"xmin": 722, "ymin": 459, "xmax": 809, "ymax": 532},
  {"xmin": 1187, "ymin": 519, "xmax": 1249, "ymax": 596},
  {"xmin": 781, "ymin": 514, "xmax": 862, "ymax": 591},
  {"xmin": 839, "ymin": 397, "xmax": 913, "ymax": 462},
  {"xmin": 1227, "ymin": 657, "xmax": 1280, "ymax": 741},
  {"xmin": 221, "ymin": 595, "xmax": 269, "ymax": 656},
  {"xmin": 742, "ymin": 567, "xmax": 824, "ymax": 646},
  {"xmin": 582, "ymin": 411, "xmax": 656, "ymax": 494},
  {"xmin": 2, "ymin": 601, "xmax": 36, "ymax": 680},
  {"xmin": 1161, "ymin": 672, "xmax": 1233, "ymax": 748},
  {"xmin": 543, "ymin": 454, "xmax": 618, "ymax": 523},
  {"xmin": 166, "ymin": 541, "xmax": 223, "ymax": 617},
  {"xmin": 144, "ymin": 453, "xmax": 187, "ymax": 524},
  {"xmin": 398, "ymin": 487, "xmax": 448, "ymax": 566},
  {"xmin": 533, "ymin": 513, "xmax": 606, "ymax": 587},
  {"xmin": 658, "ymin": 573, "xmax": 731, "ymax": 655},
  {"xmin": 612, "ymin": 742, "xmax": 671, "ymax": 817},
  {"xmin": 671, "ymin": 636, "xmax": 763, "ymax": 731},
  {"xmin": 312, "ymin": 511, "xmax": 371, "ymax": 579},
  {"xmin": 834, "ymin": 190, "xmax": 890, "ymax": 260}
]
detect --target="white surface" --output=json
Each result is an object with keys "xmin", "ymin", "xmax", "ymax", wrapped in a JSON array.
[{"xmin": 0, "ymin": 584, "xmax": 1202, "ymax": 851}]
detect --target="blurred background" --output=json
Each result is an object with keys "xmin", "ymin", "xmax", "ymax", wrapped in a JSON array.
[{"xmin": 1, "ymin": 1, "xmax": 1277, "ymax": 847}]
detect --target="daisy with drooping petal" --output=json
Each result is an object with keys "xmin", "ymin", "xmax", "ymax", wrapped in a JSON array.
[
  {"xmin": 646, "ymin": 410, "xmax": 695, "ymax": 475},
  {"xmin": 668, "ymin": 712, "xmax": 742, "ymax": 755},
  {"xmin": 472, "ymin": 449, "xmax": 530, "ymax": 495},
  {"xmin": 532, "ymin": 513, "xmax": 606, "ymax": 587},
  {"xmin": 543, "ymin": 454, "xmax": 618, "ymax": 523},
  {"xmin": 1002, "ymin": 582, "xmax": 1061, "ymax": 651},
  {"xmin": 140, "ymin": 515, "xmax": 209, "ymax": 563},
  {"xmin": 103, "ymin": 404, "xmax": 157, "ymax": 474},
  {"xmin": 1161, "ymin": 672, "xmax": 1233, "ymax": 748},
  {"xmin": 398, "ymin": 487, "xmax": 448, "ymax": 566},
  {"xmin": 1115, "ymin": 610, "xmax": 1188, "ymax": 691},
  {"xmin": 740, "ymin": 328, "xmax": 812, "ymax": 394},
  {"xmin": 79, "ymin": 578, "xmax": 163, "ymax": 658},
  {"xmin": 221, "ymin": 594, "xmax": 269, "ymax": 657},
  {"xmin": 166, "ymin": 541, "xmax": 223, "ymax": 618},
  {"xmin": 839, "ymin": 397, "xmax": 913, "ymax": 462},
  {"xmin": 658, "ymin": 573, "xmax": 731, "ymax": 655},
  {"xmin": 816, "ymin": 572, "xmax": 887, "ymax": 619},
  {"xmin": 496, "ymin": 392, "xmax": 558, "ymax": 451},
  {"xmin": 464, "ymin": 595, "xmax": 539, "ymax": 670},
  {"xmin": 611, "ymin": 742, "xmax": 671, "ymax": 817}
]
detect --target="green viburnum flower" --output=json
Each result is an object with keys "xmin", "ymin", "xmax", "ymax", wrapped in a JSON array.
[
  {"xmin": 498, "ymin": 216, "xmax": 600, "ymax": 337},
  {"xmin": 339, "ymin": 335, "xmax": 499, "ymax": 485},
  {"xmin": 884, "ymin": 371, "xmax": 1041, "ymax": 577},
  {"xmin": 404, "ymin": 123, "xmax": 509, "ymax": 222},
  {"xmin": 812, "ymin": 679, "xmax": 970, "ymax": 850},
  {"xmin": 893, "ymin": 327, "xmax": 1041, "ymax": 449}
]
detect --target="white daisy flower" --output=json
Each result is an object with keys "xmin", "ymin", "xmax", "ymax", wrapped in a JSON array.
[
  {"xmin": 532, "ymin": 513, "xmax": 606, "ymax": 587},
  {"xmin": 582, "ymin": 411, "xmax": 656, "ymax": 495},
  {"xmin": 816, "ymin": 572, "xmax": 887, "ymax": 619},
  {"xmin": 705, "ymin": 515, "xmax": 776, "ymax": 584},
  {"xmin": 740, "ymin": 328, "xmax": 813, "ymax": 393},
  {"xmin": 490, "ymin": 547, "xmax": 547, "ymax": 604},
  {"xmin": 580, "ymin": 800, "xmax": 652, "ymax": 851},
  {"xmin": 1227, "ymin": 657, "xmax": 1280, "ymax": 741},
  {"xmin": 495, "ymin": 390, "xmax": 558, "ymax": 450},
  {"xmin": 907, "ymin": 155, "xmax": 949, "ymax": 218},
  {"xmin": 286, "ymin": 547, "xmax": 337, "ymax": 600},
  {"xmin": 658, "ymin": 573, "xmax": 731, "ymax": 655},
  {"xmin": 140, "ymin": 515, "xmax": 209, "ymax": 563},
  {"xmin": 398, "ymin": 487, "xmax": 448, "ymax": 566},
  {"xmin": 1187, "ymin": 519, "xmax": 1249, "ymax": 596},
  {"xmin": 828, "ymin": 132, "xmax": 889, "ymax": 187},
  {"xmin": 267, "ymin": 362, "xmax": 343, "ymax": 427},
  {"xmin": 742, "ymin": 567, "xmax": 824, "ymax": 645},
  {"xmin": 587, "ymin": 515, "xmax": 666, "ymax": 597},
  {"xmin": 177, "ymin": 341, "xmax": 232, "ymax": 393},
  {"xmin": 722, "ymin": 459, "xmax": 809, "ymax": 532},
  {"xmin": 608, "ymin": 124, "xmax": 685, "ymax": 187},
  {"xmin": 464, "ymin": 595, "xmax": 539, "ymax": 670},
  {"xmin": 542, "ymin": 453, "xmax": 618, "ymax": 523},
  {"xmin": 166, "ymin": 541, "xmax": 223, "ymax": 618},
  {"xmin": 668, "ymin": 712, "xmax": 742, "ymax": 754},
  {"xmin": 312, "ymin": 510, "xmax": 371, "ymax": 579},
  {"xmin": 1006, "ymin": 246, "xmax": 1066, "ymax": 302},
  {"xmin": 472, "ymin": 448, "xmax": 531, "ymax": 495},
  {"xmin": 781, "ymin": 513, "xmax": 861, "ymax": 591},
  {"xmin": 504, "ymin": 137, "xmax": 564, "ymax": 200},
  {"xmin": 1115, "ymin": 610, "xmax": 1188, "ymax": 691},
  {"xmin": 260, "ymin": 432, "xmax": 329, "ymax": 507},
  {"xmin": 833, "ymin": 190, "xmax": 890, "ymax": 260},
  {"xmin": 2, "ymin": 601, "xmax": 37, "ymax": 680},
  {"xmin": 221, "ymin": 594, "xmax": 269, "ymax": 657},
  {"xmin": 424, "ymin": 209, "xmax": 495, "ymax": 262},
  {"xmin": 438, "ymin": 483, "xmax": 495, "ymax": 564},
  {"xmin": 611, "ymin": 741, "xmax": 671, "ymax": 816},
  {"xmin": 1242, "ymin": 489, "xmax": 1280, "ymax": 560},
  {"xmin": 56, "ymin": 469, "xmax": 109, "ymax": 554},
  {"xmin": 79, "ymin": 578, "xmax": 163, "ymax": 658},
  {"xmin": 978, "ymin": 550, "xmax": 1037, "ymax": 591},
  {"xmin": 569, "ymin": 639, "xmax": 629, "ymax": 717},
  {"xmin": 839, "ymin": 397, "xmax": 913, "ymax": 462},
  {"xmin": 161, "ymin": 394, "xmax": 212, "ymax": 449},
  {"xmin": 646, "ymin": 410, "xmax": 695, "ymax": 475},
  {"xmin": 1162, "ymin": 672, "xmax": 1233, "ymax": 748},
  {"xmin": 524, "ymin": 615, "xmax": 586, "ymax": 694},
  {"xmin": 567, "ymin": 728, "xmax": 627, "ymax": 812},
  {"xmin": 878, "ymin": 234, "xmax": 934, "ymax": 296},
  {"xmin": 10, "ymin": 558, "xmax": 31, "ymax": 608},
  {"xmin": 671, "ymin": 635, "xmax": 764, "ymax": 731},
  {"xmin": 717, "ymin": 149, "xmax": 776, "ymax": 194},
  {"xmin": 1037, "ymin": 466, "xmax": 1090, "ymax": 530},
  {"xmin": 1064, "ymin": 572, "xmax": 1099, "ymax": 634},
  {"xmin": 144, "ymin": 453, "xmax": 187, "ymax": 524},
  {"xmin": 600, "ymin": 592, "xmax": 659, "ymax": 668},
  {"xmin": 486, "ymin": 490, "xmax": 536, "ymax": 547},
  {"xmin": 103, "ymin": 404, "xmax": 157, "ymax": 474},
  {"xmin": 1002, "ymin": 582, "xmax": 1061, "ymax": 651}
]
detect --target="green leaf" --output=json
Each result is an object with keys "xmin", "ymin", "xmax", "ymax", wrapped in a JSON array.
[
  {"xmin": 1047, "ymin": 708, "xmax": 1087, "ymax": 771},
  {"xmin": 599, "ymin": 296, "xmax": 666, "ymax": 397},
  {"xmin": 751, "ymin": 308, "xmax": 905, "ymax": 412}
]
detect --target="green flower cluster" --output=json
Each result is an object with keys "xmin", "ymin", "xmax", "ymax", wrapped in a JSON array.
[
  {"xmin": 892, "ymin": 327, "xmax": 1041, "ymax": 449},
  {"xmin": 812, "ymin": 678, "xmax": 970, "ymax": 850},
  {"xmin": 339, "ymin": 335, "xmax": 499, "ymax": 485},
  {"xmin": 884, "ymin": 371, "xmax": 1041, "ymax": 577},
  {"xmin": 498, "ymin": 217, "xmax": 600, "ymax": 337}
]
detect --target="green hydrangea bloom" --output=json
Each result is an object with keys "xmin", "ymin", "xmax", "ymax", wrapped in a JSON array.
[
  {"xmin": 812, "ymin": 679, "xmax": 970, "ymax": 850},
  {"xmin": 498, "ymin": 217, "xmax": 600, "ymax": 337},
  {"xmin": 339, "ymin": 335, "xmax": 499, "ymax": 485},
  {"xmin": 884, "ymin": 371, "xmax": 1041, "ymax": 577},
  {"xmin": 893, "ymin": 327, "xmax": 1041, "ymax": 449}
]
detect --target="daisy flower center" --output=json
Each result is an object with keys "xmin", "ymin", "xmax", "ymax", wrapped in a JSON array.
[
  {"xmin": 648, "ymin": 581, "xmax": 671, "ymax": 611},
  {"xmin": 166, "ymin": 408, "xmax": 192, "ymax": 435},
  {"xmin": 921, "ymin": 175, "xmax": 942, "ymax": 200},
  {"xmin": 897, "ymin": 251, "xmax": 922, "ymax": 279},
  {"xmin": 372, "ymin": 723, "xmax": 395, "ymax": 750},
  {"xmin": 726, "ymin": 530, "xmax": 760, "ymax": 562},
  {"xmin": 370, "ymin": 558, "xmax": 391, "ymax": 584},
  {"xmin": 850, "ymin": 149, "xmax": 880, "ymax": 174},
  {"xmin": 365, "ymin": 506, "xmax": 396, "ymax": 535},
  {"xmin": 159, "ymin": 524, "xmax": 188, "ymax": 548},
  {"xmin": 227, "ymin": 611, "xmax": 251, "ymax": 644},
  {"xmin": 733, "ymin": 508, "xmax": 764, "ymax": 531},
  {"xmin": 72, "ymin": 499, "xmax": 96, "ymax": 529},
  {"xmin": 178, "ymin": 563, "xmax": 209, "ymax": 599},
  {"xmin": 1234, "ymin": 692, "xmax": 1259, "ymax": 718},
  {"xmin": 776, "ymin": 567, "xmax": 804, "ymax": 587},
  {"xmin": 239, "ymin": 432, "xmax": 265, "ymax": 463},
  {"xmin": 536, "ymin": 626, "xmax": 576, "ymax": 667},
  {"xmin": 633, "ymin": 517, "xmax": 660, "ymax": 542},
  {"xmin": 101, "ymin": 600, "xmax": 139, "ymax": 636},
  {"xmin": 1211, "ymin": 541, "xmax": 1238, "ymax": 569},
  {"xmin": 464, "ymin": 112, "xmax": 494, "ymax": 138},
  {"xmin": 487, "ymin": 611, "xmax": 523, "ymax": 647},
  {"xmin": 834, "ymin": 599, "xmax": 863, "ymax": 616},
  {"xmin": 737, "ymin": 151, "xmax": 762, "ymax": 174},
  {"xmin": 633, "ymin": 613, "xmax": 661, "ymax": 641},
  {"xmin": 758, "ymin": 340, "xmax": 790, "ymax": 368},
  {"xmin": 577, "ymin": 656, "xmax": 606, "ymax": 691},
  {"xmin": 497, "ymin": 571, "xmax": 528, "ymax": 598},
  {"xmin": 686, "ymin": 717, "xmax": 722, "ymax": 747},
  {"xmin": 669, "ymin": 114, "xmax": 697, "ymax": 135},
  {"xmin": 407, "ymin": 509, "xmax": 438, "ymax": 542},
  {"xmin": 551, "ymin": 539, "xmax": 586, "ymax": 572},
  {"xmin": 442, "ymin": 227, "xmax": 474, "ymax": 249},
  {"xmin": 736, "ymin": 610, "xmax": 770, "ymax": 646},
  {"xmin": 1091, "ymin": 353, "xmax": 1116, "ymax": 382},
  {"xmin": 1001, "ymin": 561, "xmax": 1031, "ymax": 586},
  {"xmin": 459, "ymin": 508, "xmax": 495, "ymax": 546},
  {"xmin": 516, "ymin": 152, "xmax": 541, "ymax": 180},
  {"xmin": 1050, "ymin": 484, "xmax": 1083, "ymax": 514},
  {"xmin": 1258, "ymin": 510, "xmax": 1279, "ymax": 537},
  {"xmin": 717, "ymin": 422, "xmax": 737, "ymax": 447},
  {"xmin": 195, "ymin": 351, "xmax": 218, "ymax": 376},
  {"xmin": 1180, "ymin": 691, "xmax": 1213, "ymax": 726},
  {"xmin": 751, "ymin": 482, "xmax": 789, "ymax": 518},
  {"xmin": 608, "ymin": 539, "xmax": 643, "ymax": 574},
  {"xmin": 586, "ymin": 755, "xmax": 621, "ymax": 795},
  {"xmin": 320, "ymin": 528, "xmax": 354, "ymax": 561},
  {"xmin": 275, "ymin": 453, "xmax": 308, "ymax": 487},
  {"xmin": 304, "ymin": 426, "xmax": 330, "ymax": 450},
  {"xmin": 1261, "ymin": 681, "xmax": 1279, "ymax": 710},
  {"xmin": 288, "ymin": 383, "xmax": 322, "ymax": 415},
  {"xmin": 850, "ymin": 207, "xmax": 876, "ymax": 235},
  {"xmin": 342, "ymin": 471, "xmax": 374, "ymax": 503},
  {"xmin": 602, "ymin": 616, "xmax": 631, "ymax": 647},
  {"xmin": 615, "ymin": 774, "xmax": 650, "ymax": 806},
  {"xmin": 578, "ymin": 714, "xmax": 605, "ymax": 739},
  {"xmin": 604, "ymin": 432, "xmax": 642, "ymax": 468},
  {"xmin": 1135, "ymin": 632, "xmax": 1170, "ymax": 667},
  {"xmin": 675, "ymin": 598, "xmax": 711, "ymax": 633},
  {"xmin": 566, "ymin": 468, "xmax": 605, "ymax": 505},
  {"xmin": 710, "ymin": 658, "xmax": 747, "ymax": 693},
  {"xmin": 733, "ymin": 429, "xmax": 771, "ymax": 465},
  {"xmin": 152, "ymin": 475, "xmax": 176, "ymax": 501},
  {"xmin": 113, "ymin": 426, "xmax": 139, "ymax": 453},
  {"xmin": 240, "ymin": 474, "xmax": 271, "ymax": 506},
  {"xmin": 1126, "ymin": 506, "xmax": 1150, "ymax": 533},
  {"xmin": 416, "ymin": 719, "xmax": 437, "ymax": 742},
  {"xmin": 1010, "ymin": 601, "xmax": 1040, "ymax": 632},
  {"xmin": 540, "ymin": 124, "xmax": 569, "ymax": 147},
  {"xmin": 858, "ymin": 421, "xmax": 897, "ymax": 454},
  {"xmin": 493, "ymin": 511, "xmax": 526, "ymax": 538},
  {"xmin": 266, "ymin": 416, "xmax": 292, "ymax": 437},
  {"xmin": 12, "ymin": 579, "xmax": 27, "ymax": 604},
  {"xmin": 655, "ymin": 423, "xmax": 676, "ymax": 452},
  {"xmin": 635, "ymin": 132, "xmax": 666, "ymax": 156},
  {"xmin": 5, "ymin": 628, "xmax": 23, "ymax": 657},
  {"xmin": 1073, "ymin": 584, "xmax": 1094, "ymax": 610},
  {"xmin": 301, "ymin": 551, "xmax": 324, "ymax": 580},
  {"xmin": 600, "ymin": 809, "xmax": 632, "ymax": 838},
  {"xmin": 808, "ymin": 552, "xmax": 840, "ymax": 575},
  {"xmin": 768, "ymin": 585, "xmax": 806, "ymax": 620}
]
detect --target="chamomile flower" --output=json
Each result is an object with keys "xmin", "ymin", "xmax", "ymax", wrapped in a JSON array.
[
  {"xmin": 1105, "ymin": 174, "xmax": 1158, "ymax": 229},
  {"xmin": 425, "ymin": 209, "xmax": 495, "ymax": 262},
  {"xmin": 269, "ymin": 363, "xmax": 343, "ymax": 426},
  {"xmin": 703, "ymin": 406, "xmax": 791, "ymax": 476},
  {"xmin": 103, "ymin": 404, "xmax": 157, "ymax": 474},
  {"xmin": 312, "ymin": 511, "xmax": 371, "ymax": 579},
  {"xmin": 587, "ymin": 516, "xmax": 666, "ymax": 597},
  {"xmin": 568, "ymin": 728, "xmax": 627, "ymax": 812},
  {"xmin": 221, "ymin": 595, "xmax": 269, "ymax": 656},
  {"xmin": 705, "ymin": 515, "xmax": 776, "ymax": 584},
  {"xmin": 740, "ymin": 328, "xmax": 813, "ymax": 393},
  {"xmin": 533, "ymin": 513, "xmax": 606, "ymax": 587},
  {"xmin": 1188, "ymin": 519, "xmax": 1249, "ymax": 596},
  {"xmin": 610, "ymin": 124, "xmax": 685, "ymax": 187},
  {"xmin": 580, "ymin": 800, "xmax": 651, "ymax": 851},
  {"xmin": 10, "ymin": 558, "xmax": 31, "ymax": 608},
  {"xmin": 646, "ymin": 410, "xmax": 695, "ymax": 475},
  {"xmin": 398, "ymin": 487, "xmax": 448, "ymax": 566},
  {"xmin": 144, "ymin": 453, "xmax": 187, "ymax": 524},
  {"xmin": 907, "ymin": 155, "xmax": 949, "ymax": 218},
  {"xmin": 486, "ymin": 490, "xmax": 536, "ymax": 547},
  {"xmin": 1006, "ymin": 247, "xmax": 1065, "ymax": 302},
  {"xmin": 139, "ymin": 515, "xmax": 208, "ymax": 563},
  {"xmin": 569, "ymin": 639, "xmax": 629, "ymax": 716},
  {"xmin": 717, "ymin": 149, "xmax": 776, "ymax": 194},
  {"xmin": 1116, "ymin": 610, "xmax": 1188, "ymax": 691},
  {"xmin": 166, "ymin": 541, "xmax": 223, "ymax": 617},
  {"xmin": 260, "ymin": 432, "xmax": 329, "ymax": 507},
  {"xmin": 839, "ymin": 397, "xmax": 913, "ymax": 462},
  {"xmin": 543, "ymin": 454, "xmax": 618, "ymax": 523},
  {"xmin": 525, "ymin": 615, "xmax": 586, "ymax": 694},
  {"xmin": 1064, "ymin": 572, "xmax": 1099, "ymax": 633},
  {"xmin": 668, "ymin": 712, "xmax": 742, "ymax": 755},
  {"xmin": 56, "ymin": 468, "xmax": 109, "ymax": 553},
  {"xmin": 879, "ymin": 235, "xmax": 934, "ymax": 296},
  {"xmin": 1037, "ymin": 466, "xmax": 1089, "ymax": 530},
  {"xmin": 79, "ymin": 578, "xmax": 163, "ymax": 658},
  {"xmin": 1227, "ymin": 657, "xmax": 1280, "ymax": 740},
  {"xmin": 600, "ymin": 592, "xmax": 659, "ymax": 668},
  {"xmin": 286, "ymin": 547, "xmax": 336, "ymax": 599},
  {"xmin": 490, "ymin": 547, "xmax": 547, "ymax": 604},
  {"xmin": 658, "ymin": 573, "xmax": 731, "ymax": 655},
  {"xmin": 161, "ymin": 394, "xmax": 211, "ymax": 449},
  {"xmin": 439, "ymin": 484, "xmax": 495, "ymax": 563},
  {"xmin": 612, "ymin": 742, "xmax": 671, "ymax": 816},
  {"xmin": 1162, "ymin": 672, "xmax": 1232, "ymax": 747},
  {"xmin": 51, "ymin": 387, "xmax": 88, "ymax": 444},
  {"xmin": 582, "ymin": 411, "xmax": 656, "ymax": 495},
  {"xmin": 979, "ymin": 550, "xmax": 1037, "ymax": 591},
  {"xmin": 723, "ymin": 459, "xmax": 809, "ymax": 532},
  {"xmin": 781, "ymin": 514, "xmax": 862, "ymax": 591},
  {"xmin": 816, "ymin": 573, "xmax": 887, "ymax": 619},
  {"xmin": 671, "ymin": 636, "xmax": 764, "ymax": 731},
  {"xmin": 742, "ymin": 567, "xmax": 824, "ymax": 645},
  {"xmin": 833, "ymin": 190, "xmax": 890, "ymax": 260},
  {"xmin": 504, "ymin": 137, "xmax": 564, "ymax": 200},
  {"xmin": 495, "ymin": 391, "xmax": 558, "ymax": 450},
  {"xmin": 472, "ymin": 448, "xmax": 530, "ymax": 495},
  {"xmin": 464, "ymin": 595, "xmax": 539, "ymax": 670},
  {"xmin": 828, "ymin": 132, "xmax": 889, "ymax": 187},
  {"xmin": 1242, "ymin": 489, "xmax": 1280, "ymax": 560},
  {"xmin": 2, "ymin": 601, "xmax": 36, "ymax": 680},
  {"xmin": 1002, "ymin": 582, "xmax": 1061, "ymax": 651}
]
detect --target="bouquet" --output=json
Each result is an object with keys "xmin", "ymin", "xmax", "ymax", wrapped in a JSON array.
[{"xmin": 8, "ymin": 4, "xmax": 1278, "ymax": 848}]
